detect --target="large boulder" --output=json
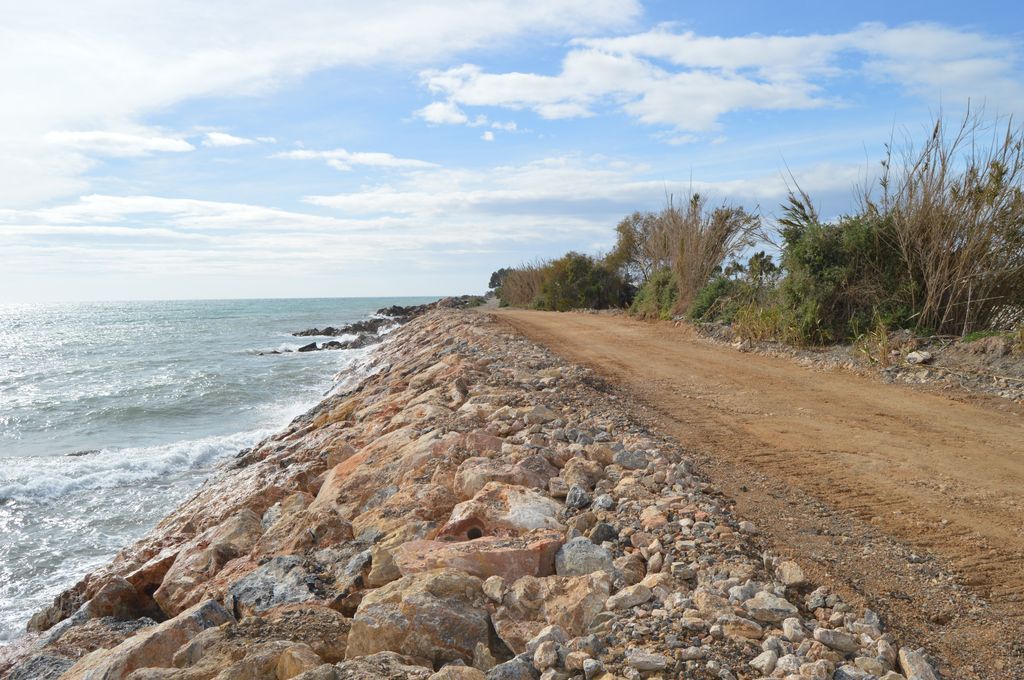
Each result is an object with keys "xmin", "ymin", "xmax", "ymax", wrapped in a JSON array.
[
  {"xmin": 491, "ymin": 573, "xmax": 611, "ymax": 654},
  {"xmin": 346, "ymin": 569, "xmax": 490, "ymax": 666},
  {"xmin": 61, "ymin": 600, "xmax": 233, "ymax": 679},
  {"xmin": 153, "ymin": 509, "xmax": 264, "ymax": 617},
  {"xmin": 439, "ymin": 483, "xmax": 562, "ymax": 538},
  {"xmin": 224, "ymin": 556, "xmax": 322, "ymax": 617},
  {"xmin": 394, "ymin": 531, "xmax": 562, "ymax": 581}
]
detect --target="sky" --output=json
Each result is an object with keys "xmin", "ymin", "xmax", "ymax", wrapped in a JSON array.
[{"xmin": 1, "ymin": 1, "xmax": 1022, "ymax": 302}]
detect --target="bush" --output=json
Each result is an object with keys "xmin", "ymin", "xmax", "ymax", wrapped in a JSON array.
[
  {"xmin": 778, "ymin": 209, "xmax": 916, "ymax": 344},
  {"xmin": 630, "ymin": 269, "xmax": 679, "ymax": 319},
  {"xmin": 688, "ymin": 276, "xmax": 745, "ymax": 322},
  {"xmin": 532, "ymin": 252, "xmax": 633, "ymax": 311}
]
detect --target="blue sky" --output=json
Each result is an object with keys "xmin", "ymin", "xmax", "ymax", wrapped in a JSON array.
[{"xmin": 1, "ymin": 0, "xmax": 1022, "ymax": 302}]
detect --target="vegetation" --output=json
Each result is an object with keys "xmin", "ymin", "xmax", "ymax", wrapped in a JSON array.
[
  {"xmin": 489, "ymin": 109, "xmax": 1024, "ymax": 346},
  {"xmin": 629, "ymin": 268, "xmax": 679, "ymax": 319},
  {"xmin": 490, "ymin": 253, "xmax": 631, "ymax": 311}
]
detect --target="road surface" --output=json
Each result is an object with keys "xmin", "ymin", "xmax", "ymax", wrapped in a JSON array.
[{"xmin": 494, "ymin": 308, "xmax": 1024, "ymax": 678}]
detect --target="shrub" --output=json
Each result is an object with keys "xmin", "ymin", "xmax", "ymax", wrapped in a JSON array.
[
  {"xmin": 778, "ymin": 208, "xmax": 915, "ymax": 344},
  {"xmin": 630, "ymin": 269, "xmax": 679, "ymax": 319},
  {"xmin": 532, "ymin": 252, "xmax": 632, "ymax": 311},
  {"xmin": 688, "ymin": 276, "xmax": 744, "ymax": 322}
]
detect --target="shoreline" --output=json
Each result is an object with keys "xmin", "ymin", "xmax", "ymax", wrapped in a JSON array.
[{"xmin": 2, "ymin": 309, "xmax": 939, "ymax": 679}]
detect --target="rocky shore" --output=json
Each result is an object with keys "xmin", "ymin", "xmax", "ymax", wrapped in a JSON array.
[{"xmin": 1, "ymin": 309, "xmax": 940, "ymax": 680}]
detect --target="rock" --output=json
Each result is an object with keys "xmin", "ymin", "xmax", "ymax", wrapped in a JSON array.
[
  {"xmin": 277, "ymin": 643, "xmax": 324, "ymax": 679},
  {"xmin": 298, "ymin": 342, "xmax": 319, "ymax": 352},
  {"xmin": 483, "ymin": 575, "xmax": 506, "ymax": 603},
  {"xmin": 454, "ymin": 458, "xmax": 551, "ymax": 500},
  {"xmin": 153, "ymin": 508, "xmax": 263, "ymax": 616},
  {"xmin": 565, "ymin": 485, "xmax": 591, "ymax": 509},
  {"xmin": 367, "ymin": 545, "xmax": 401, "ymax": 587},
  {"xmin": 587, "ymin": 523, "xmax": 617, "ymax": 544},
  {"xmin": 61, "ymin": 599, "xmax": 233, "ymax": 679},
  {"xmin": 625, "ymin": 650, "xmax": 668, "ymax": 671},
  {"xmin": 612, "ymin": 449, "xmax": 648, "ymax": 470},
  {"xmin": 554, "ymin": 537, "xmax": 614, "ymax": 577},
  {"xmin": 225, "ymin": 556, "xmax": 319, "ymax": 617},
  {"xmin": 346, "ymin": 569, "xmax": 490, "ymax": 666},
  {"xmin": 738, "ymin": 520, "xmax": 758, "ymax": 534},
  {"xmin": 782, "ymin": 617, "xmax": 806, "ymax": 642},
  {"xmin": 533, "ymin": 640, "xmax": 558, "ymax": 670},
  {"xmin": 441, "ymin": 483, "xmax": 563, "ymax": 537},
  {"xmin": 813, "ymin": 627, "xmax": 861, "ymax": 654},
  {"xmin": 492, "ymin": 573, "xmax": 610, "ymax": 653},
  {"xmin": 743, "ymin": 591, "xmax": 799, "ymax": 623},
  {"xmin": 775, "ymin": 560, "xmax": 807, "ymax": 587},
  {"xmin": 898, "ymin": 647, "xmax": 939, "ymax": 680},
  {"xmin": 717, "ymin": 614, "xmax": 763, "ymax": 639},
  {"xmin": 432, "ymin": 667, "xmax": 489, "ymax": 680},
  {"xmin": 394, "ymin": 532, "xmax": 562, "ymax": 581},
  {"xmin": 749, "ymin": 649, "xmax": 778, "ymax": 675},
  {"xmin": 4, "ymin": 654, "xmax": 75, "ymax": 680},
  {"xmin": 605, "ymin": 583, "xmax": 651, "ymax": 610},
  {"xmin": 486, "ymin": 655, "xmax": 538, "ymax": 680},
  {"xmin": 906, "ymin": 351, "xmax": 933, "ymax": 365},
  {"xmin": 315, "ymin": 651, "xmax": 434, "ymax": 679}
]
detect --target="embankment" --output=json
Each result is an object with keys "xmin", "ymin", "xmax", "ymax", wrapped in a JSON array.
[{"xmin": 2, "ymin": 310, "xmax": 938, "ymax": 680}]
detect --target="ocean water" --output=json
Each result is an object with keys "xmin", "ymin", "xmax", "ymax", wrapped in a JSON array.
[{"xmin": 0, "ymin": 296, "xmax": 432, "ymax": 643}]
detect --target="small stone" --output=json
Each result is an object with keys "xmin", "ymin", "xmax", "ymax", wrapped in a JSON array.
[
  {"xmin": 776, "ymin": 560, "xmax": 806, "ymax": 587},
  {"xmin": 605, "ymin": 583, "xmax": 652, "ymax": 610},
  {"xmin": 588, "ymin": 522, "xmax": 618, "ymax": 544},
  {"xmin": 813, "ymin": 627, "xmax": 861, "ymax": 654},
  {"xmin": 566, "ymin": 485, "xmax": 592, "ymax": 509},
  {"xmin": 613, "ymin": 449, "xmax": 648, "ymax": 470},
  {"xmin": 743, "ymin": 592, "xmax": 798, "ymax": 623},
  {"xmin": 782, "ymin": 617, "xmax": 806, "ymax": 642},
  {"xmin": 739, "ymin": 520, "xmax": 758, "ymax": 534},
  {"xmin": 898, "ymin": 647, "xmax": 938, "ymax": 680},
  {"xmin": 483, "ymin": 575, "xmax": 506, "ymax": 604},
  {"xmin": 906, "ymin": 351, "xmax": 933, "ymax": 365},
  {"xmin": 625, "ymin": 650, "xmax": 668, "ymax": 671},
  {"xmin": 749, "ymin": 649, "xmax": 777, "ymax": 675},
  {"xmin": 555, "ymin": 537, "xmax": 614, "ymax": 576},
  {"xmin": 592, "ymin": 494, "xmax": 615, "ymax": 511}
]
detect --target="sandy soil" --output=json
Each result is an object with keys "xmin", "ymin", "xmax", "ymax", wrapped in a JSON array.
[{"xmin": 493, "ymin": 309, "xmax": 1024, "ymax": 679}]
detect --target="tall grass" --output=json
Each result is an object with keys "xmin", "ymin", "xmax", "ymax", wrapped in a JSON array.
[
  {"xmin": 497, "ymin": 260, "xmax": 548, "ymax": 307},
  {"xmin": 864, "ymin": 109, "xmax": 1024, "ymax": 335},
  {"xmin": 663, "ymin": 194, "xmax": 760, "ymax": 311}
]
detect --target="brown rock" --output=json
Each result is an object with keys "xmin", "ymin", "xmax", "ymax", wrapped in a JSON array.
[
  {"xmin": 439, "ymin": 483, "xmax": 562, "ymax": 538},
  {"xmin": 62, "ymin": 600, "xmax": 233, "ymax": 679},
  {"xmin": 346, "ymin": 569, "xmax": 490, "ymax": 666},
  {"xmin": 394, "ymin": 531, "xmax": 562, "ymax": 581},
  {"xmin": 492, "ymin": 573, "xmax": 611, "ymax": 653},
  {"xmin": 153, "ymin": 510, "xmax": 263, "ymax": 617},
  {"xmin": 277, "ymin": 643, "xmax": 323, "ymax": 679}
]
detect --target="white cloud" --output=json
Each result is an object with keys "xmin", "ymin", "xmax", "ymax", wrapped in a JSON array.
[
  {"xmin": 418, "ymin": 22, "xmax": 1024, "ymax": 135},
  {"xmin": 416, "ymin": 100, "xmax": 470, "ymax": 124},
  {"xmin": 202, "ymin": 132, "xmax": 256, "ymax": 147},
  {"xmin": 491, "ymin": 121, "xmax": 518, "ymax": 131},
  {"xmin": 0, "ymin": 0, "xmax": 641, "ymax": 206},
  {"xmin": 44, "ymin": 130, "xmax": 195, "ymax": 156},
  {"xmin": 273, "ymin": 148, "xmax": 438, "ymax": 171},
  {"xmin": 481, "ymin": 131, "xmax": 495, "ymax": 141}
]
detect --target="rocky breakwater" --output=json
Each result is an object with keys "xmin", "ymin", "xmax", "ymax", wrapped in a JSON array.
[{"xmin": 1, "ymin": 310, "xmax": 941, "ymax": 680}]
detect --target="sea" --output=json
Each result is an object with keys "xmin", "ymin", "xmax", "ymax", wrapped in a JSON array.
[{"xmin": 0, "ymin": 296, "xmax": 434, "ymax": 643}]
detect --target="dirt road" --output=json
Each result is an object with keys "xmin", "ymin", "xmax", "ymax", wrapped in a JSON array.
[{"xmin": 494, "ymin": 309, "xmax": 1024, "ymax": 678}]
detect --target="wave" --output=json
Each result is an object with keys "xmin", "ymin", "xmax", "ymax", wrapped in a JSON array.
[{"xmin": 0, "ymin": 427, "xmax": 271, "ymax": 504}]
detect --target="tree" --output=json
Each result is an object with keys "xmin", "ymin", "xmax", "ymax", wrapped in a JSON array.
[{"xmin": 488, "ymin": 268, "xmax": 511, "ymax": 290}]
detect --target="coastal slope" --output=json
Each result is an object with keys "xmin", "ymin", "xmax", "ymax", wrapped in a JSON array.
[{"xmin": 3, "ymin": 310, "xmax": 939, "ymax": 680}]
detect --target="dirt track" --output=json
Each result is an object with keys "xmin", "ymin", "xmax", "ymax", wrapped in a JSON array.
[{"xmin": 494, "ymin": 309, "xmax": 1024, "ymax": 678}]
